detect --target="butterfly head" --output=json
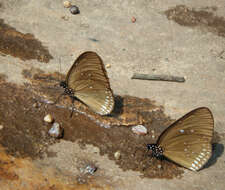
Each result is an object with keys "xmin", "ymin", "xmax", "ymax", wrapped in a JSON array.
[
  {"xmin": 60, "ymin": 81, "xmax": 67, "ymax": 88},
  {"xmin": 60, "ymin": 81, "xmax": 74, "ymax": 96},
  {"xmin": 146, "ymin": 144, "xmax": 163, "ymax": 158}
]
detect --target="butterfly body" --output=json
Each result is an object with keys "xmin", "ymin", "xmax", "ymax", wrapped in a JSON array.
[
  {"xmin": 146, "ymin": 144, "xmax": 163, "ymax": 158},
  {"xmin": 59, "ymin": 51, "xmax": 114, "ymax": 115},
  {"xmin": 147, "ymin": 107, "xmax": 214, "ymax": 171}
]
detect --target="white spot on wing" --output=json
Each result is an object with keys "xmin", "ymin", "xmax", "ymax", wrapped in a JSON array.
[{"xmin": 194, "ymin": 160, "xmax": 198, "ymax": 164}]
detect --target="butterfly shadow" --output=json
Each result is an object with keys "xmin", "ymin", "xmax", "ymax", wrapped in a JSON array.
[
  {"xmin": 203, "ymin": 143, "xmax": 224, "ymax": 169},
  {"xmin": 110, "ymin": 95, "xmax": 124, "ymax": 117}
]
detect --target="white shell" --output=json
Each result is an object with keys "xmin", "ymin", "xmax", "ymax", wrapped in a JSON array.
[
  {"xmin": 44, "ymin": 114, "xmax": 54, "ymax": 123},
  {"xmin": 131, "ymin": 125, "xmax": 147, "ymax": 135},
  {"xmin": 48, "ymin": 122, "xmax": 63, "ymax": 138},
  {"xmin": 63, "ymin": 1, "xmax": 71, "ymax": 8},
  {"xmin": 114, "ymin": 151, "xmax": 121, "ymax": 160}
]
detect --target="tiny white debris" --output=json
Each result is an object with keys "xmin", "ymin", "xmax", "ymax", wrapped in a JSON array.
[
  {"xmin": 157, "ymin": 164, "xmax": 162, "ymax": 169},
  {"xmin": 106, "ymin": 64, "xmax": 111, "ymax": 68},
  {"xmin": 32, "ymin": 102, "xmax": 41, "ymax": 108},
  {"xmin": 0, "ymin": 125, "xmax": 3, "ymax": 130},
  {"xmin": 179, "ymin": 129, "xmax": 184, "ymax": 133},
  {"xmin": 63, "ymin": 1, "xmax": 71, "ymax": 8},
  {"xmin": 190, "ymin": 129, "xmax": 194, "ymax": 133},
  {"xmin": 44, "ymin": 114, "xmax": 54, "ymax": 123},
  {"xmin": 48, "ymin": 122, "xmax": 63, "ymax": 138},
  {"xmin": 114, "ymin": 151, "xmax": 121, "ymax": 160},
  {"xmin": 151, "ymin": 130, "xmax": 155, "ymax": 133},
  {"xmin": 84, "ymin": 165, "xmax": 97, "ymax": 175},
  {"xmin": 152, "ymin": 135, "xmax": 155, "ymax": 139},
  {"xmin": 131, "ymin": 125, "xmax": 147, "ymax": 135}
]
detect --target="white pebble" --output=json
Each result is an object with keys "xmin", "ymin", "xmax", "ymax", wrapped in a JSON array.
[
  {"xmin": 106, "ymin": 64, "xmax": 111, "ymax": 68},
  {"xmin": 48, "ymin": 122, "xmax": 63, "ymax": 138},
  {"xmin": 0, "ymin": 125, "xmax": 3, "ymax": 130},
  {"xmin": 63, "ymin": 1, "xmax": 71, "ymax": 8},
  {"xmin": 114, "ymin": 151, "xmax": 121, "ymax": 160},
  {"xmin": 131, "ymin": 125, "xmax": 147, "ymax": 135},
  {"xmin": 44, "ymin": 114, "xmax": 54, "ymax": 123}
]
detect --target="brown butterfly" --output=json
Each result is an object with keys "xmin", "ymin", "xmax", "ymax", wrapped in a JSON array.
[
  {"xmin": 59, "ymin": 51, "xmax": 114, "ymax": 116},
  {"xmin": 147, "ymin": 107, "xmax": 214, "ymax": 171}
]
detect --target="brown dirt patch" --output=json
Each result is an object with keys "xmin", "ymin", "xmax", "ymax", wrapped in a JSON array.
[
  {"xmin": 0, "ymin": 145, "xmax": 110, "ymax": 190},
  {"xmin": 0, "ymin": 19, "xmax": 53, "ymax": 62},
  {"xmin": 165, "ymin": 5, "xmax": 225, "ymax": 37},
  {"xmin": 2, "ymin": 68, "xmax": 223, "ymax": 179},
  {"xmin": 0, "ymin": 70, "xmax": 185, "ymax": 179}
]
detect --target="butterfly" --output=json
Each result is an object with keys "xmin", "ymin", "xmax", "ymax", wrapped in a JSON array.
[
  {"xmin": 146, "ymin": 107, "xmax": 214, "ymax": 171},
  {"xmin": 58, "ymin": 51, "xmax": 114, "ymax": 116}
]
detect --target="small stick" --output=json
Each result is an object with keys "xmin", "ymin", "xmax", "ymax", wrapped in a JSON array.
[{"xmin": 131, "ymin": 73, "xmax": 185, "ymax": 83}]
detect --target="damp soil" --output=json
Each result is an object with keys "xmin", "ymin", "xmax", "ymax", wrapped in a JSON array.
[
  {"xmin": 0, "ymin": 19, "xmax": 53, "ymax": 62},
  {"xmin": 0, "ymin": 71, "xmax": 222, "ymax": 179},
  {"xmin": 165, "ymin": 5, "xmax": 225, "ymax": 37}
]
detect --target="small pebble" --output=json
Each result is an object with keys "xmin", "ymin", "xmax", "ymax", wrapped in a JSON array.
[
  {"xmin": 132, "ymin": 125, "xmax": 147, "ymax": 135},
  {"xmin": 63, "ymin": 1, "xmax": 71, "ymax": 8},
  {"xmin": 0, "ymin": 125, "xmax": 3, "ymax": 130},
  {"xmin": 48, "ymin": 122, "xmax": 63, "ymax": 138},
  {"xmin": 61, "ymin": 15, "xmax": 69, "ymax": 21},
  {"xmin": 32, "ymin": 102, "xmax": 41, "ymax": 108},
  {"xmin": 157, "ymin": 164, "xmax": 162, "ymax": 169},
  {"xmin": 131, "ymin": 17, "xmax": 136, "ymax": 23},
  {"xmin": 84, "ymin": 165, "xmax": 97, "ymax": 175},
  {"xmin": 106, "ymin": 64, "xmax": 111, "ymax": 68},
  {"xmin": 152, "ymin": 135, "xmax": 155, "ymax": 139},
  {"xmin": 44, "ymin": 114, "xmax": 54, "ymax": 123},
  {"xmin": 70, "ymin": 5, "xmax": 80, "ymax": 15},
  {"xmin": 114, "ymin": 151, "xmax": 121, "ymax": 160}
]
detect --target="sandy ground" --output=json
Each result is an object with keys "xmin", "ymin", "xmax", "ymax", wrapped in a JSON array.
[{"xmin": 0, "ymin": 0, "xmax": 225, "ymax": 189}]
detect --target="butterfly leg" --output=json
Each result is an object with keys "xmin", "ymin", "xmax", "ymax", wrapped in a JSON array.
[{"xmin": 70, "ymin": 98, "xmax": 75, "ymax": 118}]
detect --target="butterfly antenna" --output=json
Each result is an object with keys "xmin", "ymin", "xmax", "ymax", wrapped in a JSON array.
[{"xmin": 58, "ymin": 57, "xmax": 62, "ymax": 82}]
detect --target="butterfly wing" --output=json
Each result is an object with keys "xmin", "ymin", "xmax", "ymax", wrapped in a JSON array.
[
  {"xmin": 158, "ymin": 107, "xmax": 214, "ymax": 171},
  {"xmin": 66, "ymin": 51, "xmax": 114, "ymax": 115}
]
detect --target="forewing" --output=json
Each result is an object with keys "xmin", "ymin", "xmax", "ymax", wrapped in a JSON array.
[
  {"xmin": 66, "ymin": 51, "xmax": 114, "ymax": 115},
  {"xmin": 158, "ymin": 107, "xmax": 214, "ymax": 171}
]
